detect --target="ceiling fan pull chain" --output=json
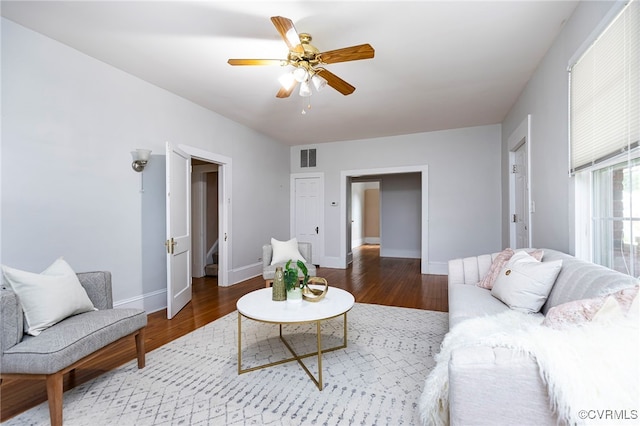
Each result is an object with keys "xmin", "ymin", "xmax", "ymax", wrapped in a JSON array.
[{"xmin": 302, "ymin": 96, "xmax": 311, "ymax": 115}]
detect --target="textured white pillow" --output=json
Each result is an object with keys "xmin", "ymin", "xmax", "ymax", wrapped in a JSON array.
[
  {"xmin": 491, "ymin": 251, "xmax": 563, "ymax": 313},
  {"xmin": 2, "ymin": 258, "xmax": 96, "ymax": 336},
  {"xmin": 270, "ymin": 237, "xmax": 305, "ymax": 265}
]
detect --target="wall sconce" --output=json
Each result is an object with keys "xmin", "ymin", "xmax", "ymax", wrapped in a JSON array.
[{"xmin": 131, "ymin": 149, "xmax": 151, "ymax": 172}]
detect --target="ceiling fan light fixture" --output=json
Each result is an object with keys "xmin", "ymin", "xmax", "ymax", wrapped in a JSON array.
[
  {"xmin": 299, "ymin": 80, "xmax": 312, "ymax": 97},
  {"xmin": 293, "ymin": 67, "xmax": 308, "ymax": 83},
  {"xmin": 312, "ymin": 74, "xmax": 328, "ymax": 91},
  {"xmin": 278, "ymin": 72, "xmax": 296, "ymax": 90}
]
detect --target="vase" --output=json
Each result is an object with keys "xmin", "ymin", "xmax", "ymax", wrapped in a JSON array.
[
  {"xmin": 286, "ymin": 287, "xmax": 302, "ymax": 303},
  {"xmin": 272, "ymin": 266, "xmax": 286, "ymax": 301}
]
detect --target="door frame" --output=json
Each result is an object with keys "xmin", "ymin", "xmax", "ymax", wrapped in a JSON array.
[
  {"xmin": 290, "ymin": 172, "xmax": 325, "ymax": 265},
  {"xmin": 179, "ymin": 144, "xmax": 231, "ymax": 287},
  {"xmin": 508, "ymin": 115, "xmax": 532, "ymax": 248},
  {"xmin": 339, "ymin": 165, "xmax": 429, "ymax": 274}
]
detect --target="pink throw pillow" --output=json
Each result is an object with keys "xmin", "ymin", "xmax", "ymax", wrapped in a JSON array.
[
  {"xmin": 477, "ymin": 248, "xmax": 514, "ymax": 289},
  {"xmin": 543, "ymin": 285, "xmax": 639, "ymax": 329}
]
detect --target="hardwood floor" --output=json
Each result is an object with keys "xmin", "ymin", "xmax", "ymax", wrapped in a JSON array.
[{"xmin": 0, "ymin": 245, "xmax": 448, "ymax": 422}]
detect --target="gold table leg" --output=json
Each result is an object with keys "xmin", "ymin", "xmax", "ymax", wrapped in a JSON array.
[{"xmin": 237, "ymin": 312, "xmax": 348, "ymax": 391}]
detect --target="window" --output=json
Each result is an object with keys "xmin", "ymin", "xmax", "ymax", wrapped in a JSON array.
[
  {"xmin": 571, "ymin": 0, "xmax": 640, "ymax": 275},
  {"xmin": 590, "ymin": 156, "xmax": 640, "ymax": 275}
]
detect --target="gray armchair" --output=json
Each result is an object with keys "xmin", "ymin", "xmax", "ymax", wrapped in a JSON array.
[
  {"xmin": 262, "ymin": 242, "xmax": 317, "ymax": 287},
  {"xmin": 0, "ymin": 271, "xmax": 147, "ymax": 426}
]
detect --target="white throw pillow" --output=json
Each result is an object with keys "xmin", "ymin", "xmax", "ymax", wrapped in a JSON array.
[
  {"xmin": 491, "ymin": 251, "xmax": 563, "ymax": 313},
  {"xmin": 270, "ymin": 237, "xmax": 305, "ymax": 265},
  {"xmin": 2, "ymin": 258, "xmax": 96, "ymax": 336}
]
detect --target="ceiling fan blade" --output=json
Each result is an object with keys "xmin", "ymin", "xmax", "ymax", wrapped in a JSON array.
[
  {"xmin": 276, "ymin": 83, "xmax": 296, "ymax": 98},
  {"xmin": 318, "ymin": 44, "xmax": 375, "ymax": 64},
  {"xmin": 270, "ymin": 16, "xmax": 304, "ymax": 54},
  {"xmin": 228, "ymin": 59, "xmax": 285, "ymax": 66},
  {"xmin": 316, "ymin": 69, "xmax": 355, "ymax": 95}
]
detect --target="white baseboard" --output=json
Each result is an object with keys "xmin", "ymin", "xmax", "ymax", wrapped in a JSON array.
[
  {"xmin": 321, "ymin": 256, "xmax": 347, "ymax": 269},
  {"xmin": 364, "ymin": 237, "xmax": 380, "ymax": 244},
  {"xmin": 228, "ymin": 262, "xmax": 262, "ymax": 286},
  {"xmin": 114, "ymin": 289, "xmax": 167, "ymax": 314},
  {"xmin": 380, "ymin": 248, "xmax": 421, "ymax": 259},
  {"xmin": 428, "ymin": 261, "xmax": 448, "ymax": 275}
]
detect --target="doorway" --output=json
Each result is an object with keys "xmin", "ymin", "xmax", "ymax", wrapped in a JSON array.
[
  {"xmin": 192, "ymin": 160, "xmax": 219, "ymax": 278},
  {"xmin": 166, "ymin": 144, "xmax": 231, "ymax": 319},
  {"xmin": 351, "ymin": 180, "xmax": 380, "ymax": 249},
  {"xmin": 508, "ymin": 115, "xmax": 532, "ymax": 249},
  {"xmin": 340, "ymin": 165, "xmax": 429, "ymax": 273}
]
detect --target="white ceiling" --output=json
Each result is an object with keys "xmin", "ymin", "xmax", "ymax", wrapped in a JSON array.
[{"xmin": 1, "ymin": 1, "xmax": 578, "ymax": 146}]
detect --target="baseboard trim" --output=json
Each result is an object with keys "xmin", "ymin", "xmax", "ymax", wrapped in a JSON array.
[
  {"xmin": 380, "ymin": 248, "xmax": 421, "ymax": 259},
  {"xmin": 428, "ymin": 261, "xmax": 448, "ymax": 275},
  {"xmin": 114, "ymin": 289, "xmax": 167, "ymax": 314},
  {"xmin": 321, "ymin": 256, "xmax": 347, "ymax": 269},
  {"xmin": 228, "ymin": 262, "xmax": 262, "ymax": 286}
]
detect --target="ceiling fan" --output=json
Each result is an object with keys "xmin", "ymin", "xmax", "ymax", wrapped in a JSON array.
[{"xmin": 228, "ymin": 16, "xmax": 375, "ymax": 98}]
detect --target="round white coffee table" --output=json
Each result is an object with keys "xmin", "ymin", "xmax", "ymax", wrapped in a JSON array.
[{"xmin": 236, "ymin": 286, "xmax": 355, "ymax": 390}]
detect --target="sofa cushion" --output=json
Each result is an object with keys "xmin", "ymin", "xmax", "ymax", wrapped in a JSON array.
[
  {"xmin": 540, "ymin": 249, "xmax": 640, "ymax": 315},
  {"xmin": 270, "ymin": 237, "xmax": 305, "ymax": 265},
  {"xmin": 477, "ymin": 249, "xmax": 544, "ymax": 290},
  {"xmin": 491, "ymin": 251, "xmax": 562, "ymax": 313},
  {"xmin": 543, "ymin": 285, "xmax": 639, "ymax": 329},
  {"xmin": 2, "ymin": 258, "xmax": 96, "ymax": 336},
  {"xmin": 1, "ymin": 308, "xmax": 147, "ymax": 375},
  {"xmin": 448, "ymin": 284, "xmax": 529, "ymax": 328}
]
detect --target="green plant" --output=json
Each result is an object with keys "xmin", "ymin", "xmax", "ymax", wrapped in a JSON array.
[
  {"xmin": 283, "ymin": 260, "xmax": 299, "ymax": 291},
  {"xmin": 283, "ymin": 259, "xmax": 310, "ymax": 291},
  {"xmin": 297, "ymin": 260, "xmax": 310, "ymax": 287}
]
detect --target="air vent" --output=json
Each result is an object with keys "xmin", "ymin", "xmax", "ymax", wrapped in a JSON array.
[{"xmin": 300, "ymin": 149, "xmax": 317, "ymax": 167}]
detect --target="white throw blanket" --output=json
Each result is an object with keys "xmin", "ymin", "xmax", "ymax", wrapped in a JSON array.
[{"xmin": 419, "ymin": 310, "xmax": 639, "ymax": 425}]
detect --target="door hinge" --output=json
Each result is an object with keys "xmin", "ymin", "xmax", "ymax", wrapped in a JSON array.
[
  {"xmin": 512, "ymin": 214, "xmax": 517, "ymax": 223},
  {"xmin": 512, "ymin": 165, "xmax": 518, "ymax": 174}
]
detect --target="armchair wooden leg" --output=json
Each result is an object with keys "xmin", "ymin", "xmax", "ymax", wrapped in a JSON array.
[
  {"xmin": 135, "ymin": 328, "xmax": 146, "ymax": 369},
  {"xmin": 46, "ymin": 372, "xmax": 63, "ymax": 426},
  {"xmin": 265, "ymin": 280, "xmax": 273, "ymax": 288}
]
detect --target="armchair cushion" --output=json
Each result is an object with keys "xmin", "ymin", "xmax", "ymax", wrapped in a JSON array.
[
  {"xmin": 270, "ymin": 237, "xmax": 305, "ymax": 265},
  {"xmin": 263, "ymin": 240, "xmax": 317, "ymax": 281},
  {"xmin": 2, "ymin": 258, "xmax": 96, "ymax": 336}
]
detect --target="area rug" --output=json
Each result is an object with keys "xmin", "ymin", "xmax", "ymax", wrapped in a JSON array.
[{"xmin": 4, "ymin": 303, "xmax": 448, "ymax": 426}]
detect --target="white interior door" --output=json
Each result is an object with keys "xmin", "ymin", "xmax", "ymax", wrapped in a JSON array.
[
  {"xmin": 512, "ymin": 142, "xmax": 530, "ymax": 248},
  {"xmin": 166, "ymin": 142, "xmax": 192, "ymax": 319},
  {"xmin": 293, "ymin": 175, "xmax": 323, "ymax": 264}
]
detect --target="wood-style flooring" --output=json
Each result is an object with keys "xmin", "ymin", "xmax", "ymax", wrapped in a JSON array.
[{"xmin": 0, "ymin": 244, "xmax": 448, "ymax": 422}]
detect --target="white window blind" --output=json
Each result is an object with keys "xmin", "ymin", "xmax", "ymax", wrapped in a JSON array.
[{"xmin": 570, "ymin": 0, "xmax": 640, "ymax": 174}]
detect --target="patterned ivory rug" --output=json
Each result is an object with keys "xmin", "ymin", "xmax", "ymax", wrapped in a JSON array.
[{"xmin": 4, "ymin": 303, "xmax": 448, "ymax": 426}]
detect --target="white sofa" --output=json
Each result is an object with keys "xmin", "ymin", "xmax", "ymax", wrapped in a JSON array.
[{"xmin": 445, "ymin": 248, "xmax": 638, "ymax": 425}]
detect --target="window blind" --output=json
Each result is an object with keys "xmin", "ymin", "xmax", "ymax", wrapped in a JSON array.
[{"xmin": 569, "ymin": 0, "xmax": 640, "ymax": 174}]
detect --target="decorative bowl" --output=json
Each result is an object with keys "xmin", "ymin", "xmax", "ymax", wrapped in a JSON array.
[{"xmin": 302, "ymin": 277, "xmax": 329, "ymax": 302}]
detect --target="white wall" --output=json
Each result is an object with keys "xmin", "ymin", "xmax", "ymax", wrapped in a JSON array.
[
  {"xmin": 291, "ymin": 124, "xmax": 503, "ymax": 269},
  {"xmin": 351, "ymin": 182, "xmax": 366, "ymax": 248},
  {"xmin": 501, "ymin": 0, "xmax": 620, "ymax": 253},
  {"xmin": 1, "ymin": 19, "xmax": 290, "ymax": 311},
  {"xmin": 380, "ymin": 173, "xmax": 421, "ymax": 258}
]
